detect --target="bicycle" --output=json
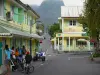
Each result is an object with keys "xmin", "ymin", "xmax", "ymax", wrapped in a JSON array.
[{"xmin": 23, "ymin": 62, "xmax": 34, "ymax": 75}]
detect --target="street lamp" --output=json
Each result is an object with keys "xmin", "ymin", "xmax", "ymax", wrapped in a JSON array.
[{"xmin": 30, "ymin": 20, "xmax": 42, "ymax": 55}]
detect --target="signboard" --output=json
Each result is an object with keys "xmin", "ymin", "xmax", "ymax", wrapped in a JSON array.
[{"xmin": 65, "ymin": 28, "xmax": 75, "ymax": 32}]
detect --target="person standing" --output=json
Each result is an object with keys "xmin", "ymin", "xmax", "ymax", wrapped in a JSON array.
[
  {"xmin": 5, "ymin": 45, "xmax": 12, "ymax": 75},
  {"xmin": 11, "ymin": 46, "xmax": 16, "ymax": 59}
]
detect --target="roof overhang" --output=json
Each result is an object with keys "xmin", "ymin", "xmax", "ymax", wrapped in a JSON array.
[
  {"xmin": 31, "ymin": 34, "xmax": 44, "ymax": 40},
  {"xmin": 63, "ymin": 32, "xmax": 86, "ymax": 34},
  {"xmin": 0, "ymin": 26, "xmax": 31, "ymax": 38}
]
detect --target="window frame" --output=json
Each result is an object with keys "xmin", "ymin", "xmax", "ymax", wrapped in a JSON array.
[{"xmin": 69, "ymin": 20, "xmax": 76, "ymax": 26}]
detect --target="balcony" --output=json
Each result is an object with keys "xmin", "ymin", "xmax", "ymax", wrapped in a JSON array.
[
  {"xmin": 63, "ymin": 26, "xmax": 83, "ymax": 32},
  {"xmin": 0, "ymin": 19, "xmax": 22, "ymax": 30}
]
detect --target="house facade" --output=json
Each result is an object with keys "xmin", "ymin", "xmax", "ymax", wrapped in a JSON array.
[
  {"xmin": 53, "ymin": 6, "xmax": 93, "ymax": 52},
  {"xmin": 0, "ymin": 0, "xmax": 42, "ymax": 66}
]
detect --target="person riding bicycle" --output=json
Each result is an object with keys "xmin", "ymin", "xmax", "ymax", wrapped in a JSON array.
[
  {"xmin": 25, "ymin": 52, "xmax": 32, "ymax": 65},
  {"xmin": 25, "ymin": 52, "xmax": 34, "ymax": 74}
]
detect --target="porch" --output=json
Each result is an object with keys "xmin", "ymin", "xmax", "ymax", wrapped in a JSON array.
[{"xmin": 54, "ymin": 37, "xmax": 94, "ymax": 51}]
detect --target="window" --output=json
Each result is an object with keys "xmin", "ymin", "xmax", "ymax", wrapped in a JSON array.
[
  {"xmin": 27, "ymin": 16, "xmax": 30, "ymax": 25},
  {"xmin": 69, "ymin": 20, "xmax": 76, "ymax": 26},
  {"xmin": 73, "ymin": 20, "xmax": 76, "ymax": 26},
  {"xmin": 69, "ymin": 21, "xmax": 73, "ymax": 25}
]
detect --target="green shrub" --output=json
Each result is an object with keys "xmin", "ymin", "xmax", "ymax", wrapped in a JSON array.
[{"xmin": 91, "ymin": 53, "xmax": 100, "ymax": 58}]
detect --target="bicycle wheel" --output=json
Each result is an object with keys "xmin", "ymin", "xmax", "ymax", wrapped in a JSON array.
[
  {"xmin": 24, "ymin": 67, "xmax": 30, "ymax": 75},
  {"xmin": 29, "ymin": 66, "xmax": 34, "ymax": 73}
]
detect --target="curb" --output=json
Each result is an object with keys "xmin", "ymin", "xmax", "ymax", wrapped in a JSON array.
[
  {"xmin": 0, "ymin": 65, "xmax": 7, "ymax": 75},
  {"xmin": 0, "ymin": 70, "xmax": 7, "ymax": 75}
]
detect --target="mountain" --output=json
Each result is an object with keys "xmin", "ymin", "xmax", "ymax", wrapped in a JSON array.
[
  {"xmin": 31, "ymin": 0, "xmax": 64, "ymax": 27},
  {"xmin": 31, "ymin": 5, "xmax": 39, "ymax": 11}
]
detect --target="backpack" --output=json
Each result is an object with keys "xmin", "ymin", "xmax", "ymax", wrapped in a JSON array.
[{"xmin": 22, "ymin": 50, "xmax": 26, "ymax": 55}]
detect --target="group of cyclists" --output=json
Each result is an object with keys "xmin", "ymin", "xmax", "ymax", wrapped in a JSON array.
[
  {"xmin": 4, "ymin": 44, "xmax": 46, "ymax": 75},
  {"xmin": 4, "ymin": 45, "xmax": 33, "ymax": 75}
]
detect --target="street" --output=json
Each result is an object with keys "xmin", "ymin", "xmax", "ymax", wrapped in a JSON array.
[
  {"xmin": 11, "ymin": 33, "xmax": 100, "ymax": 75},
  {"xmin": 11, "ymin": 53, "xmax": 100, "ymax": 75}
]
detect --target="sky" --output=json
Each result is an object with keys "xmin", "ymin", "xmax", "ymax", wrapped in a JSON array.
[{"xmin": 20, "ymin": 0, "xmax": 84, "ymax": 6}]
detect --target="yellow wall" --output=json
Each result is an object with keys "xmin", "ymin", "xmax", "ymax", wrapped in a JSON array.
[
  {"xmin": 22, "ymin": 24, "xmax": 30, "ymax": 32},
  {"xmin": 0, "ymin": 38, "xmax": 2, "ymax": 42},
  {"xmin": 32, "ymin": 24, "xmax": 36, "ymax": 33},
  {"xmin": 6, "ymin": 0, "xmax": 11, "ymax": 12},
  {"xmin": 6, "ymin": 38, "xmax": 10, "ymax": 47},
  {"xmin": 64, "ymin": 38, "xmax": 66, "ymax": 50},
  {"xmin": 63, "ymin": 19, "xmax": 83, "ymax": 33},
  {"xmin": 32, "ymin": 18, "xmax": 36, "ymax": 33}
]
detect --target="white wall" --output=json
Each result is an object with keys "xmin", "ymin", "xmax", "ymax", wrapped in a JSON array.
[{"xmin": 0, "ymin": 0, "xmax": 4, "ymax": 18}]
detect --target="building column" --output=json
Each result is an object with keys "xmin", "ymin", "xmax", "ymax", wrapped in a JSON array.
[
  {"xmin": 54, "ymin": 38, "xmax": 56, "ymax": 50},
  {"xmin": 69, "ymin": 37, "xmax": 70, "ymax": 52},
  {"xmin": 62, "ymin": 34, "xmax": 64, "ymax": 51},
  {"xmin": 58, "ymin": 37, "xmax": 59, "ymax": 50},
  {"xmin": 73, "ymin": 38, "xmax": 76, "ymax": 51},
  {"xmin": 62, "ymin": 18, "xmax": 64, "ymax": 51},
  {"xmin": 87, "ymin": 41, "xmax": 90, "ymax": 51},
  {"xmin": 73, "ymin": 38, "xmax": 74, "ymax": 50}
]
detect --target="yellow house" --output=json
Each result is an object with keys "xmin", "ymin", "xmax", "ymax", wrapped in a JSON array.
[
  {"xmin": 53, "ymin": 6, "xmax": 92, "ymax": 52},
  {"xmin": 0, "ymin": 0, "xmax": 42, "ymax": 65}
]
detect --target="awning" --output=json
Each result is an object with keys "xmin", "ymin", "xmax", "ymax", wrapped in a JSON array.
[
  {"xmin": 51, "ymin": 38, "xmax": 55, "ymax": 41},
  {"xmin": 77, "ymin": 39, "xmax": 87, "ymax": 42},
  {"xmin": 0, "ymin": 26, "xmax": 31, "ymax": 37},
  {"xmin": 31, "ymin": 34, "xmax": 44, "ymax": 40}
]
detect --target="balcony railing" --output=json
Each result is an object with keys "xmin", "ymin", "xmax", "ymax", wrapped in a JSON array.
[
  {"xmin": 0, "ymin": 19, "xmax": 38, "ymax": 34},
  {"xmin": 0, "ymin": 19, "xmax": 22, "ymax": 30}
]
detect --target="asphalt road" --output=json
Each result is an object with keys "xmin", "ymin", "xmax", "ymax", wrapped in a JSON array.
[
  {"xmin": 11, "ymin": 53, "xmax": 100, "ymax": 75},
  {"xmin": 40, "ymin": 33, "xmax": 54, "ymax": 55},
  {"xmin": 33, "ymin": 54, "xmax": 100, "ymax": 75}
]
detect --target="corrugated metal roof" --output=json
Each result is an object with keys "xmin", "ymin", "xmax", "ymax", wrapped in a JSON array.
[{"xmin": 61, "ymin": 6, "xmax": 83, "ymax": 17}]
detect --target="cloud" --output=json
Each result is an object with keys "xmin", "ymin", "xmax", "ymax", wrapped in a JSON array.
[
  {"xmin": 20, "ymin": 0, "xmax": 44, "ymax": 5},
  {"xmin": 20, "ymin": 0, "xmax": 83, "ymax": 6},
  {"xmin": 63, "ymin": 0, "xmax": 83, "ymax": 6}
]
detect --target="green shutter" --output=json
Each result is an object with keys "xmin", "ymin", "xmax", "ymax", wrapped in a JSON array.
[
  {"xmin": 13, "ymin": 7, "xmax": 18, "ymax": 22},
  {"xmin": 18, "ymin": 8, "xmax": 24, "ymax": 23}
]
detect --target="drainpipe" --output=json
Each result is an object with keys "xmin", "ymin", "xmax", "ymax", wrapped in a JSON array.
[{"xmin": 30, "ymin": 21, "xmax": 32, "ymax": 55}]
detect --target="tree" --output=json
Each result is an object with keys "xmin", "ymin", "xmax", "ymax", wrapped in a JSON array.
[
  {"xmin": 82, "ymin": 0, "xmax": 100, "ymax": 50},
  {"xmin": 48, "ymin": 23, "xmax": 61, "ymax": 37}
]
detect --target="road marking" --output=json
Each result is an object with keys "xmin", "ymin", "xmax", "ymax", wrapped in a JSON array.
[
  {"xmin": 41, "ymin": 64, "xmax": 44, "ymax": 65},
  {"xmin": 68, "ymin": 57, "xmax": 71, "ymax": 60},
  {"xmin": 68, "ymin": 56, "xmax": 89, "ymax": 59},
  {"xmin": 48, "ymin": 55, "xmax": 51, "ymax": 56}
]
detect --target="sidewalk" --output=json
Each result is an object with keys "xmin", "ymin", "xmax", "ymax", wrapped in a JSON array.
[
  {"xmin": 11, "ymin": 60, "xmax": 43, "ymax": 75},
  {"xmin": 0, "ymin": 60, "xmax": 43, "ymax": 75},
  {"xmin": 0, "ymin": 65, "xmax": 7, "ymax": 75}
]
